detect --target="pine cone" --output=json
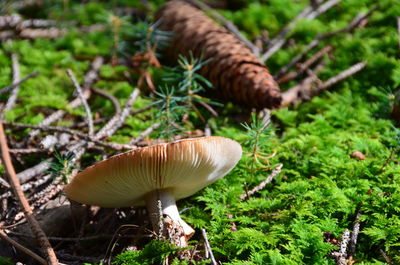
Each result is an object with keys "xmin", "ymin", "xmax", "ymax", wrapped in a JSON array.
[{"xmin": 156, "ymin": 0, "xmax": 282, "ymax": 109}]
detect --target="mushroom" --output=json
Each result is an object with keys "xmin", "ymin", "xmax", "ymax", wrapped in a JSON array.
[{"xmin": 64, "ymin": 136, "xmax": 242, "ymax": 247}]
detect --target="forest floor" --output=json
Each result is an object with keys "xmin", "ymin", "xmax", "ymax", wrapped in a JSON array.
[{"xmin": 0, "ymin": 0, "xmax": 399, "ymax": 264}]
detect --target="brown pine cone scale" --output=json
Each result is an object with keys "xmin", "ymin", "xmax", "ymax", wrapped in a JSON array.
[{"xmin": 156, "ymin": 0, "xmax": 282, "ymax": 109}]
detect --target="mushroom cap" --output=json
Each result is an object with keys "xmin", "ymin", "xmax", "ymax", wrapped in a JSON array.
[{"xmin": 64, "ymin": 136, "xmax": 242, "ymax": 207}]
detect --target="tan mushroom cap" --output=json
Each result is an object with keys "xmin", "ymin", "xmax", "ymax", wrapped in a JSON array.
[{"xmin": 64, "ymin": 136, "xmax": 242, "ymax": 207}]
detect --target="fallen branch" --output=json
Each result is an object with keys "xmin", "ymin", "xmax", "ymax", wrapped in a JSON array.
[
  {"xmin": 331, "ymin": 229, "xmax": 350, "ymax": 265},
  {"xmin": 27, "ymin": 56, "xmax": 103, "ymax": 141},
  {"xmin": 68, "ymin": 87, "xmax": 140, "ymax": 164},
  {"xmin": 380, "ymin": 249, "xmax": 393, "ymax": 265},
  {"xmin": 17, "ymin": 158, "xmax": 52, "ymax": 184},
  {"xmin": 317, "ymin": 61, "xmax": 366, "ymax": 92},
  {"xmin": 67, "ymin": 69, "xmax": 94, "ymax": 136},
  {"xmin": 201, "ymin": 228, "xmax": 217, "ymax": 265},
  {"xmin": 92, "ymin": 88, "xmax": 121, "ymax": 115},
  {"xmin": 305, "ymin": 0, "xmax": 341, "ymax": 20},
  {"xmin": 240, "ymin": 164, "xmax": 283, "ymax": 200},
  {"xmin": 397, "ymin": 17, "xmax": 400, "ymax": 49},
  {"xmin": 277, "ymin": 45, "xmax": 332, "ymax": 84},
  {"xmin": 3, "ymin": 53, "xmax": 21, "ymax": 113},
  {"xmin": 186, "ymin": 0, "xmax": 260, "ymax": 55},
  {"xmin": 0, "ymin": 229, "xmax": 47, "ymax": 265},
  {"xmin": 276, "ymin": 8, "xmax": 375, "ymax": 79},
  {"xmin": 260, "ymin": 0, "xmax": 328, "ymax": 61},
  {"xmin": 0, "ymin": 71, "xmax": 39, "ymax": 96},
  {"xmin": 348, "ymin": 211, "xmax": 361, "ymax": 257},
  {"xmin": 0, "ymin": 122, "xmax": 58, "ymax": 264},
  {"xmin": 281, "ymin": 61, "xmax": 366, "ymax": 107},
  {"xmin": 6, "ymin": 122, "xmax": 137, "ymax": 150},
  {"xmin": 9, "ymin": 148, "xmax": 47, "ymax": 154},
  {"xmin": 130, "ymin": 122, "xmax": 160, "ymax": 145}
]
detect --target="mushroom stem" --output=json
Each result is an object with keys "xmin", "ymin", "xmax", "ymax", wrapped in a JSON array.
[{"xmin": 145, "ymin": 188, "xmax": 195, "ymax": 247}]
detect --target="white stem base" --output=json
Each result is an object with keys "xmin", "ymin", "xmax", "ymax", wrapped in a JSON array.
[{"xmin": 145, "ymin": 189, "xmax": 195, "ymax": 247}]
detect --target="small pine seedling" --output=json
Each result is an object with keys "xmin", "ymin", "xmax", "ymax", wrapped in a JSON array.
[
  {"xmin": 47, "ymin": 150, "xmax": 76, "ymax": 184},
  {"xmin": 151, "ymin": 86, "xmax": 188, "ymax": 140},
  {"xmin": 165, "ymin": 53, "xmax": 220, "ymax": 122},
  {"xmin": 241, "ymin": 111, "xmax": 274, "ymax": 177}
]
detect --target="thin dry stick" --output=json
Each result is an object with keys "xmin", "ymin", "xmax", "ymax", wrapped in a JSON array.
[
  {"xmin": 5, "ymin": 122, "xmax": 136, "ymax": 150},
  {"xmin": 397, "ymin": 17, "xmax": 400, "ymax": 49},
  {"xmin": 9, "ymin": 148, "xmax": 46, "ymax": 154},
  {"xmin": 4, "ymin": 53, "xmax": 20, "ymax": 112},
  {"xmin": 0, "ymin": 122, "xmax": 58, "ymax": 264},
  {"xmin": 69, "ymin": 88, "xmax": 140, "ymax": 164},
  {"xmin": 7, "ymin": 230, "xmax": 151, "ymax": 241},
  {"xmin": 336, "ymin": 229, "xmax": 350, "ymax": 265},
  {"xmin": 280, "ymin": 61, "xmax": 325, "ymax": 107},
  {"xmin": 130, "ymin": 122, "xmax": 160, "ymax": 145},
  {"xmin": 380, "ymin": 249, "xmax": 393, "ymax": 265},
  {"xmin": 201, "ymin": 228, "xmax": 217, "ymax": 265},
  {"xmin": 96, "ymin": 88, "xmax": 140, "ymax": 139},
  {"xmin": 0, "ymin": 176, "xmax": 10, "ymax": 188},
  {"xmin": 0, "ymin": 71, "xmax": 39, "ymax": 95},
  {"xmin": 157, "ymin": 199, "xmax": 164, "ymax": 239},
  {"xmin": 27, "ymin": 56, "xmax": 103, "ymax": 140},
  {"xmin": 281, "ymin": 61, "xmax": 365, "ymax": 107},
  {"xmin": 317, "ymin": 61, "xmax": 366, "ymax": 92},
  {"xmin": 276, "ymin": 9, "xmax": 375, "ymax": 78},
  {"xmin": 240, "ymin": 164, "xmax": 283, "ymax": 200},
  {"xmin": 305, "ymin": 0, "xmax": 340, "ymax": 20},
  {"xmin": 185, "ymin": 0, "xmax": 259, "ymax": 55},
  {"xmin": 277, "ymin": 45, "xmax": 332, "ymax": 83},
  {"xmin": 67, "ymin": 69, "xmax": 94, "ymax": 136},
  {"xmin": 17, "ymin": 158, "xmax": 52, "ymax": 184},
  {"xmin": 92, "ymin": 88, "xmax": 121, "ymax": 115},
  {"xmin": 0, "ymin": 229, "xmax": 47, "ymax": 265},
  {"xmin": 348, "ymin": 211, "xmax": 361, "ymax": 256},
  {"xmin": 260, "ymin": 0, "xmax": 325, "ymax": 61}
]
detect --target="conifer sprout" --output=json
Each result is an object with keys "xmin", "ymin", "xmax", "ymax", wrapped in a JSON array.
[{"xmin": 64, "ymin": 136, "xmax": 242, "ymax": 247}]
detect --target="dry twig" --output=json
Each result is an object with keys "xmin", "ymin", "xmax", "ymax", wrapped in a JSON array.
[
  {"xmin": 92, "ymin": 88, "xmax": 121, "ymax": 115},
  {"xmin": 260, "ymin": 0, "xmax": 329, "ymax": 61},
  {"xmin": 69, "ymin": 88, "xmax": 140, "ymax": 164},
  {"xmin": 397, "ymin": 17, "xmax": 400, "ymax": 49},
  {"xmin": 380, "ymin": 249, "xmax": 393, "ymax": 265},
  {"xmin": 305, "ymin": 0, "xmax": 340, "ymax": 20},
  {"xmin": 240, "ymin": 164, "xmax": 283, "ymax": 200},
  {"xmin": 0, "ymin": 122, "xmax": 58, "ymax": 264},
  {"xmin": 0, "ymin": 71, "xmax": 39, "ymax": 96},
  {"xmin": 277, "ymin": 45, "xmax": 332, "ymax": 84},
  {"xmin": 276, "ymin": 8, "xmax": 375, "ymax": 79},
  {"xmin": 27, "ymin": 56, "xmax": 103, "ymax": 141},
  {"xmin": 0, "ymin": 229, "xmax": 47, "ymax": 265},
  {"xmin": 6, "ymin": 122, "xmax": 136, "ymax": 151},
  {"xmin": 331, "ymin": 229, "xmax": 350, "ymax": 265},
  {"xmin": 130, "ymin": 122, "xmax": 160, "ymax": 145},
  {"xmin": 281, "ymin": 61, "xmax": 366, "ymax": 107},
  {"xmin": 67, "ymin": 69, "xmax": 94, "ymax": 136},
  {"xmin": 349, "ymin": 211, "xmax": 361, "ymax": 257},
  {"xmin": 201, "ymin": 228, "xmax": 217, "ymax": 265},
  {"xmin": 3, "ymin": 53, "xmax": 20, "ymax": 113}
]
